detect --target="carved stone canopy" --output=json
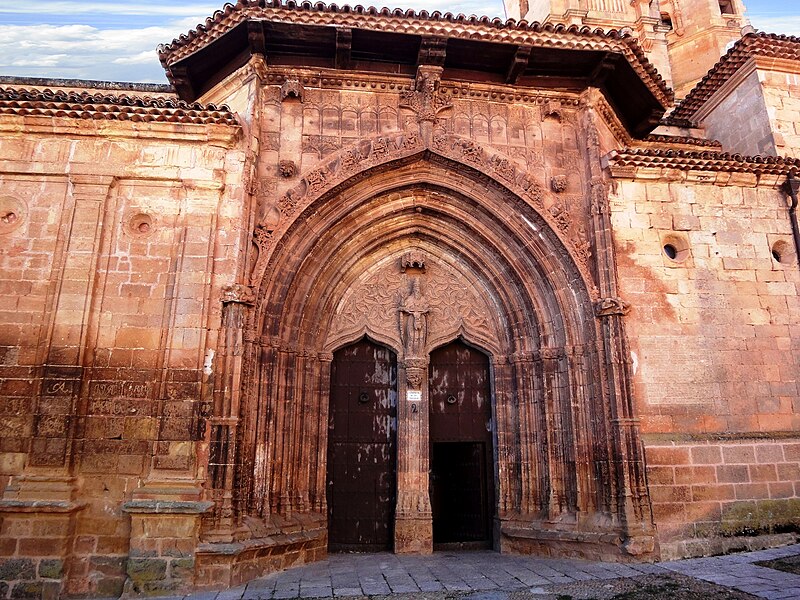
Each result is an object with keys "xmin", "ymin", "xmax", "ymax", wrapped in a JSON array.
[{"xmin": 401, "ymin": 251, "xmax": 426, "ymax": 272}]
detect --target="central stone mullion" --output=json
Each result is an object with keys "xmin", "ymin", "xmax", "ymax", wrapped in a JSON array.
[{"xmin": 394, "ymin": 357, "xmax": 433, "ymax": 553}]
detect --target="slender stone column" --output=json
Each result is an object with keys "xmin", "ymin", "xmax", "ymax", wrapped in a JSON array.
[{"xmin": 394, "ymin": 357, "xmax": 432, "ymax": 553}]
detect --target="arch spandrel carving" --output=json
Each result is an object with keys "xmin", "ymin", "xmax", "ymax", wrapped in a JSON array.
[{"xmin": 249, "ymin": 133, "xmax": 597, "ymax": 298}]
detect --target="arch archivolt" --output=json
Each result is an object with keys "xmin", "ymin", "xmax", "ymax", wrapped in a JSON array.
[
  {"xmin": 226, "ymin": 127, "xmax": 657, "ymax": 557},
  {"xmin": 249, "ymin": 132, "xmax": 595, "ymax": 298}
]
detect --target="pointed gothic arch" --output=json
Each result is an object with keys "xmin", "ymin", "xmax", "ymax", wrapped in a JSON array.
[{"xmin": 226, "ymin": 141, "xmax": 653, "ymax": 558}]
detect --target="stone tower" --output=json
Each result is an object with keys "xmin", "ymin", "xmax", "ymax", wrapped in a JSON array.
[{"xmin": 504, "ymin": 0, "xmax": 750, "ymax": 97}]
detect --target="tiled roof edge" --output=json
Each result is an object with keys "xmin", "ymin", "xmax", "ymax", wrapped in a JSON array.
[{"xmin": 0, "ymin": 86, "xmax": 238, "ymax": 126}]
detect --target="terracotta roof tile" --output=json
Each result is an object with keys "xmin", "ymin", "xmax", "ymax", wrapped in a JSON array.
[
  {"xmin": 674, "ymin": 32, "xmax": 800, "ymax": 122},
  {"xmin": 0, "ymin": 87, "xmax": 238, "ymax": 126},
  {"xmin": 157, "ymin": 0, "xmax": 671, "ymax": 105},
  {"xmin": 609, "ymin": 147, "xmax": 800, "ymax": 175}
]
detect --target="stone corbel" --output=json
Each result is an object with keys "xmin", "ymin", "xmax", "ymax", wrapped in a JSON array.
[
  {"xmin": 221, "ymin": 283, "xmax": 255, "ymax": 305},
  {"xmin": 595, "ymin": 297, "xmax": 631, "ymax": 317}
]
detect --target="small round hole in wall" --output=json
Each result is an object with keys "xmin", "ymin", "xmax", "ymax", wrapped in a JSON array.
[
  {"xmin": 661, "ymin": 234, "xmax": 690, "ymax": 263},
  {"xmin": 771, "ymin": 240, "xmax": 795, "ymax": 265},
  {"xmin": 126, "ymin": 213, "xmax": 154, "ymax": 237},
  {"xmin": 0, "ymin": 197, "xmax": 26, "ymax": 234}
]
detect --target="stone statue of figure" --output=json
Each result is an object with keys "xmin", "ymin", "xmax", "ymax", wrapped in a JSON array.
[{"xmin": 400, "ymin": 279, "xmax": 429, "ymax": 356}]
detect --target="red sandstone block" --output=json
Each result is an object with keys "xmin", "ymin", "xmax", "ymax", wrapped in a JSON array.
[
  {"xmin": 692, "ymin": 484, "xmax": 735, "ymax": 502},
  {"xmin": 777, "ymin": 463, "xmax": 800, "ymax": 481},
  {"xmin": 0, "ymin": 537, "xmax": 17, "ymax": 556},
  {"xmin": 717, "ymin": 464, "xmax": 749, "ymax": 484},
  {"xmin": 769, "ymin": 482, "xmax": 796, "ymax": 499},
  {"xmin": 73, "ymin": 536, "xmax": 96, "ymax": 554},
  {"xmin": 684, "ymin": 501, "xmax": 722, "ymax": 521},
  {"xmin": 691, "ymin": 446, "xmax": 722, "ymax": 465},
  {"xmin": 650, "ymin": 485, "xmax": 691, "ymax": 503},
  {"xmin": 647, "ymin": 466, "xmax": 675, "ymax": 485},
  {"xmin": 95, "ymin": 536, "xmax": 129, "ymax": 554},
  {"xmin": 756, "ymin": 444, "xmax": 785, "ymax": 463},
  {"xmin": 782, "ymin": 443, "xmax": 800, "ymax": 461},
  {"xmin": 646, "ymin": 446, "xmax": 691, "ymax": 465},
  {"xmin": 18, "ymin": 537, "xmax": 67, "ymax": 556},
  {"xmin": 758, "ymin": 414, "xmax": 793, "ymax": 431},
  {"xmin": 675, "ymin": 466, "xmax": 716, "ymax": 485},
  {"xmin": 722, "ymin": 445, "xmax": 756, "ymax": 464},
  {"xmin": 734, "ymin": 483, "xmax": 770, "ymax": 500},
  {"xmin": 749, "ymin": 464, "xmax": 778, "ymax": 482}
]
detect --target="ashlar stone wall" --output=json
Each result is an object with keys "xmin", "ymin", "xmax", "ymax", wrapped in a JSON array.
[
  {"xmin": 0, "ymin": 102, "xmax": 244, "ymax": 597},
  {"xmin": 609, "ymin": 172, "xmax": 800, "ymax": 558}
]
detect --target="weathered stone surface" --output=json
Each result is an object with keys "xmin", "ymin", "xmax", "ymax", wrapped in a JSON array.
[{"xmin": 0, "ymin": 1, "xmax": 799, "ymax": 597}]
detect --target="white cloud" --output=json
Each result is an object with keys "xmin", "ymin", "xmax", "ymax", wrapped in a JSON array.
[
  {"xmin": 749, "ymin": 16, "xmax": 800, "ymax": 36},
  {"xmin": 113, "ymin": 50, "xmax": 158, "ymax": 65},
  {"xmin": 0, "ymin": 2, "xmax": 221, "ymax": 17}
]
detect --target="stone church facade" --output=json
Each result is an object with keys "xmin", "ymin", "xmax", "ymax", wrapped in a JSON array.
[{"xmin": 1, "ymin": 0, "xmax": 799, "ymax": 597}]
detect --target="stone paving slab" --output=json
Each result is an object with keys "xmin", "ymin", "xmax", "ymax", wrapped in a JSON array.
[{"xmin": 171, "ymin": 543, "xmax": 800, "ymax": 599}]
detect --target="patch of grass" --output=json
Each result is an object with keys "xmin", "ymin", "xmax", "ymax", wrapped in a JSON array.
[{"xmin": 755, "ymin": 555, "xmax": 800, "ymax": 576}]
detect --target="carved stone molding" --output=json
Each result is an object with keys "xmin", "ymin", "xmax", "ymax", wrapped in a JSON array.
[
  {"xmin": 251, "ymin": 133, "xmax": 597, "ymax": 297},
  {"xmin": 595, "ymin": 297, "xmax": 631, "ymax": 317},
  {"xmin": 550, "ymin": 175, "xmax": 567, "ymax": 193},
  {"xmin": 221, "ymin": 283, "xmax": 256, "ymax": 305}
]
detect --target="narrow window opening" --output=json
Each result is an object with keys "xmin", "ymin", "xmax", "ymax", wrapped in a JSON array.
[{"xmin": 718, "ymin": 0, "xmax": 735, "ymax": 15}]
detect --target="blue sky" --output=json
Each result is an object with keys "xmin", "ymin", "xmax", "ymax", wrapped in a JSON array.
[{"xmin": 0, "ymin": 0, "xmax": 796, "ymax": 84}]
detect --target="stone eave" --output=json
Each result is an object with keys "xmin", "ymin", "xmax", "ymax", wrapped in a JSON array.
[
  {"xmin": 0, "ymin": 86, "xmax": 239, "ymax": 127},
  {"xmin": 157, "ymin": 1, "xmax": 671, "ymax": 137},
  {"xmin": 673, "ymin": 32, "xmax": 800, "ymax": 123},
  {"xmin": 604, "ymin": 148, "xmax": 800, "ymax": 188}
]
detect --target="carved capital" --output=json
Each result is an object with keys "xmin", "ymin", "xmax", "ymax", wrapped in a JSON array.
[
  {"xmin": 221, "ymin": 283, "xmax": 255, "ymax": 305},
  {"xmin": 595, "ymin": 297, "xmax": 631, "ymax": 317},
  {"xmin": 402, "ymin": 357, "xmax": 428, "ymax": 371},
  {"xmin": 318, "ymin": 352, "xmax": 334, "ymax": 363},
  {"xmin": 406, "ymin": 368, "xmax": 424, "ymax": 389},
  {"xmin": 539, "ymin": 347, "xmax": 564, "ymax": 360}
]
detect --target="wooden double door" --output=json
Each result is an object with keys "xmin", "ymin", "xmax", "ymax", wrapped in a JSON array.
[
  {"xmin": 429, "ymin": 341, "xmax": 494, "ymax": 548},
  {"xmin": 326, "ymin": 338, "xmax": 494, "ymax": 551}
]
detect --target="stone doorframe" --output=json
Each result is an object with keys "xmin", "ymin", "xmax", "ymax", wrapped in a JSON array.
[{"xmin": 206, "ymin": 129, "xmax": 658, "ymax": 562}]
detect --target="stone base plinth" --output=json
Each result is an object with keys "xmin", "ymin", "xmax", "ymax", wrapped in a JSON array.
[
  {"xmin": 122, "ymin": 497, "xmax": 213, "ymax": 595},
  {"xmin": 500, "ymin": 521, "xmax": 657, "ymax": 563},
  {"xmin": 0, "ymin": 500, "xmax": 82, "ymax": 600},
  {"xmin": 195, "ymin": 514, "xmax": 326, "ymax": 589},
  {"xmin": 394, "ymin": 517, "xmax": 433, "ymax": 554}
]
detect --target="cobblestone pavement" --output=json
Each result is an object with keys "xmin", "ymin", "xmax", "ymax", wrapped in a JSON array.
[{"xmin": 178, "ymin": 544, "xmax": 800, "ymax": 600}]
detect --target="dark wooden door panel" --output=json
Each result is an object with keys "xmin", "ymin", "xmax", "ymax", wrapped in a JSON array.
[
  {"xmin": 429, "ymin": 341, "xmax": 494, "ymax": 547},
  {"xmin": 327, "ymin": 338, "xmax": 397, "ymax": 552}
]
